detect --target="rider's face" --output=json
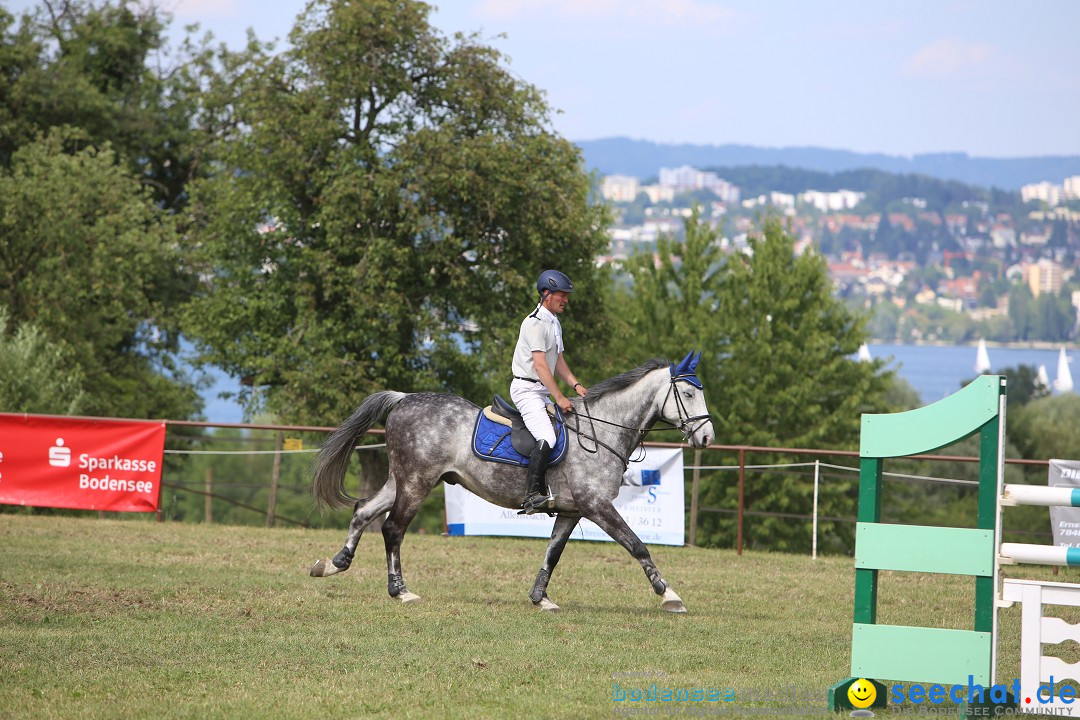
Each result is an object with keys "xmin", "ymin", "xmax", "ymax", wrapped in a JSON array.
[{"xmin": 543, "ymin": 290, "xmax": 570, "ymax": 313}]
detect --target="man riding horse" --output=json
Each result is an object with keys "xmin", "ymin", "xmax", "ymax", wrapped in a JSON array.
[{"xmin": 510, "ymin": 270, "xmax": 588, "ymax": 514}]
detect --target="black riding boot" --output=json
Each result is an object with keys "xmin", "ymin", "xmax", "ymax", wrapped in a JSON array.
[{"xmin": 521, "ymin": 440, "xmax": 554, "ymax": 514}]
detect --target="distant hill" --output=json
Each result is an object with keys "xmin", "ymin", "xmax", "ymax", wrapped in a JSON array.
[
  {"xmin": 704, "ymin": 166, "xmax": 1020, "ymax": 213},
  {"xmin": 575, "ymin": 137, "xmax": 1080, "ymax": 191}
]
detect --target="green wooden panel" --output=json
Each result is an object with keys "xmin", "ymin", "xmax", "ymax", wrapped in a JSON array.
[
  {"xmin": 976, "ymin": 416, "xmax": 1002, "ymax": 632},
  {"xmin": 855, "ymin": 523, "xmax": 994, "ymax": 576},
  {"xmin": 853, "ymin": 459, "xmax": 882, "ymax": 625},
  {"xmin": 851, "ymin": 623, "xmax": 992, "ymax": 685},
  {"xmin": 860, "ymin": 375, "xmax": 1003, "ymax": 458}
]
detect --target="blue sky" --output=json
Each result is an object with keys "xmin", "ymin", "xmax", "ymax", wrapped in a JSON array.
[{"xmin": 11, "ymin": 0, "xmax": 1080, "ymax": 157}]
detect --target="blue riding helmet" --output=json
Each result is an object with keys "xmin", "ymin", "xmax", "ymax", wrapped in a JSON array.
[{"xmin": 537, "ymin": 269, "xmax": 574, "ymax": 296}]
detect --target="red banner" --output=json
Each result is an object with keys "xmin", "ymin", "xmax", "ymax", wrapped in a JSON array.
[{"xmin": 0, "ymin": 414, "xmax": 166, "ymax": 513}]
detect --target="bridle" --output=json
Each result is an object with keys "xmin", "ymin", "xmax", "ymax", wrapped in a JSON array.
[{"xmin": 565, "ymin": 373, "xmax": 712, "ymax": 469}]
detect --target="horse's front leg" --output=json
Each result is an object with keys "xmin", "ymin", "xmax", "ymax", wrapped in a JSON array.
[
  {"xmin": 580, "ymin": 500, "xmax": 687, "ymax": 613},
  {"xmin": 530, "ymin": 513, "xmax": 580, "ymax": 611}
]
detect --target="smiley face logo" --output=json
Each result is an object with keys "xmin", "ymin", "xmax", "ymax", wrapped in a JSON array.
[{"xmin": 848, "ymin": 678, "xmax": 876, "ymax": 709}]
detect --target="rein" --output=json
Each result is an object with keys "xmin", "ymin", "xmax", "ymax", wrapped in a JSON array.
[{"xmin": 564, "ymin": 378, "xmax": 712, "ymax": 469}]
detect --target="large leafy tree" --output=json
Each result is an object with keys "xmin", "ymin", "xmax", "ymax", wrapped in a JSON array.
[
  {"xmin": 182, "ymin": 0, "xmax": 613, "ymax": 424},
  {"xmin": 0, "ymin": 1, "xmax": 208, "ymax": 210},
  {"xmin": 617, "ymin": 211, "xmax": 894, "ymax": 550},
  {"xmin": 0, "ymin": 132, "xmax": 198, "ymax": 418}
]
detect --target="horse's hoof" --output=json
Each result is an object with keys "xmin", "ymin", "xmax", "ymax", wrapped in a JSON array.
[
  {"xmin": 309, "ymin": 559, "xmax": 326, "ymax": 577},
  {"xmin": 661, "ymin": 588, "xmax": 687, "ymax": 614},
  {"xmin": 398, "ymin": 591, "xmax": 422, "ymax": 603},
  {"xmin": 534, "ymin": 597, "xmax": 560, "ymax": 612}
]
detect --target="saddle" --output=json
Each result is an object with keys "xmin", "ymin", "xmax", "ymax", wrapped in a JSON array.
[{"xmin": 471, "ymin": 395, "xmax": 568, "ymax": 467}]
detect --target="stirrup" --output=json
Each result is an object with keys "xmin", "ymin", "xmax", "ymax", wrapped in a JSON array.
[{"xmin": 518, "ymin": 491, "xmax": 554, "ymax": 515}]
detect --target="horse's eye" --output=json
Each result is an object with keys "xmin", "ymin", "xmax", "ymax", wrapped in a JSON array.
[{"xmin": 683, "ymin": 390, "xmax": 693, "ymax": 399}]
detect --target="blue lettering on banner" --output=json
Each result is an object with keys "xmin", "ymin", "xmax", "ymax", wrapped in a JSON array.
[{"xmin": 641, "ymin": 469, "xmax": 661, "ymax": 486}]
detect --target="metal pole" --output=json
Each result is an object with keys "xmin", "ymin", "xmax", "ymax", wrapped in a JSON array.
[
  {"xmin": 205, "ymin": 466, "xmax": 213, "ymax": 524},
  {"xmin": 737, "ymin": 448, "xmax": 745, "ymax": 556},
  {"xmin": 266, "ymin": 431, "xmax": 283, "ymax": 527},
  {"xmin": 689, "ymin": 449, "xmax": 702, "ymax": 547},
  {"xmin": 812, "ymin": 459, "xmax": 820, "ymax": 559}
]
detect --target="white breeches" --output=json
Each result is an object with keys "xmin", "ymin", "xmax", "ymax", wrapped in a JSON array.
[{"xmin": 509, "ymin": 379, "xmax": 556, "ymax": 447}]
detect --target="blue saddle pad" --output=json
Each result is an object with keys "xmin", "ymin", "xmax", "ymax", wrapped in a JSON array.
[{"xmin": 471, "ymin": 408, "xmax": 568, "ymax": 467}]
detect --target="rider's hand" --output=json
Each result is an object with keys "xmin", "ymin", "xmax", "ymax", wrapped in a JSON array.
[
  {"xmin": 556, "ymin": 395, "xmax": 574, "ymax": 413},
  {"xmin": 574, "ymin": 383, "xmax": 588, "ymax": 397}
]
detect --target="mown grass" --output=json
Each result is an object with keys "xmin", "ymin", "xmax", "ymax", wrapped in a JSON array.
[{"xmin": 1, "ymin": 514, "xmax": 1075, "ymax": 719}]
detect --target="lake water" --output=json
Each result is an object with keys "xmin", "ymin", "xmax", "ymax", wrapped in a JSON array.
[
  {"xmin": 870, "ymin": 343, "xmax": 1074, "ymax": 404},
  {"xmin": 194, "ymin": 343, "xmax": 1077, "ymax": 424}
]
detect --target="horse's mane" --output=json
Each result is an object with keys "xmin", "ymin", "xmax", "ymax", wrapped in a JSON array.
[{"xmin": 584, "ymin": 358, "xmax": 669, "ymax": 402}]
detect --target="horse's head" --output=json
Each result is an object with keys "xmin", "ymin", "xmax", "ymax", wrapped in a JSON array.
[{"xmin": 661, "ymin": 351, "xmax": 714, "ymax": 448}]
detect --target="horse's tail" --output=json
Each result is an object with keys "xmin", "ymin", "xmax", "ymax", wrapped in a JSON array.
[{"xmin": 312, "ymin": 391, "xmax": 408, "ymax": 511}]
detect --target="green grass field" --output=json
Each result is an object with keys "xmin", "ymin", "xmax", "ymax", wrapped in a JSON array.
[{"xmin": 2, "ymin": 514, "xmax": 1076, "ymax": 719}]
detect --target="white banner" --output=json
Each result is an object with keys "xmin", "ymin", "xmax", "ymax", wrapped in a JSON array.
[
  {"xmin": 1049, "ymin": 458, "xmax": 1080, "ymax": 547},
  {"xmin": 445, "ymin": 447, "xmax": 685, "ymax": 546}
]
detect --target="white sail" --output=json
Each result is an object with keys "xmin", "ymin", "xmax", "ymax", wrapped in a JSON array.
[
  {"xmin": 857, "ymin": 343, "xmax": 872, "ymax": 362},
  {"xmin": 1055, "ymin": 347, "xmax": 1074, "ymax": 393},
  {"xmin": 974, "ymin": 339, "xmax": 991, "ymax": 374},
  {"xmin": 1037, "ymin": 364, "xmax": 1050, "ymax": 390}
]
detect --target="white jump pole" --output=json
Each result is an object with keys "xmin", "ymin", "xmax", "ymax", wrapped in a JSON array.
[
  {"xmin": 1000, "ymin": 542, "xmax": 1080, "ymax": 567},
  {"xmin": 1002, "ymin": 484, "xmax": 1080, "ymax": 508}
]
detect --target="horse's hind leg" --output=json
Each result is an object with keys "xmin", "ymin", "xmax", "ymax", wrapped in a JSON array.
[
  {"xmin": 309, "ymin": 477, "xmax": 396, "ymax": 578},
  {"xmin": 581, "ymin": 500, "xmax": 687, "ymax": 614},
  {"xmin": 381, "ymin": 477, "xmax": 431, "ymax": 603},
  {"xmin": 529, "ymin": 513, "xmax": 580, "ymax": 612}
]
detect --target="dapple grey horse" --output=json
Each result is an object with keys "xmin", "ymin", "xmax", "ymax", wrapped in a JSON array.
[{"xmin": 309, "ymin": 354, "xmax": 714, "ymax": 613}]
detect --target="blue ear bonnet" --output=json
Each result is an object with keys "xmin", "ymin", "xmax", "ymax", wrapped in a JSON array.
[{"xmin": 670, "ymin": 351, "xmax": 703, "ymax": 389}]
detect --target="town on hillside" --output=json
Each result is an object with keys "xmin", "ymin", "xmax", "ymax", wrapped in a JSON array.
[{"xmin": 599, "ymin": 167, "xmax": 1080, "ymax": 344}]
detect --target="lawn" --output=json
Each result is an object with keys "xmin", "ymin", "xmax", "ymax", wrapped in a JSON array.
[{"xmin": 0, "ymin": 513, "xmax": 1071, "ymax": 719}]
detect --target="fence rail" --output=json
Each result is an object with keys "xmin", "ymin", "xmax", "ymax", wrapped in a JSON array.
[{"xmin": 4, "ymin": 413, "xmax": 1054, "ymax": 553}]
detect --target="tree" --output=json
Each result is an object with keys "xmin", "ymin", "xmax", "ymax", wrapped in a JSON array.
[
  {"xmin": 1011, "ymin": 395, "xmax": 1080, "ymax": 462},
  {"xmin": 0, "ymin": 1, "xmax": 210, "ymax": 210},
  {"xmin": 0, "ymin": 132, "xmax": 198, "ymax": 419},
  {"xmin": 181, "ymin": 0, "xmax": 613, "ymax": 425},
  {"xmin": 0, "ymin": 307, "xmax": 87, "ymax": 414},
  {"xmin": 616, "ymin": 211, "xmax": 894, "ymax": 550}
]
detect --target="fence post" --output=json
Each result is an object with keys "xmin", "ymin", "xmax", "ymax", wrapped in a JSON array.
[
  {"xmin": 689, "ymin": 449, "xmax": 702, "ymax": 547},
  {"xmin": 812, "ymin": 460, "xmax": 820, "ymax": 559},
  {"xmin": 266, "ymin": 431, "xmax": 283, "ymax": 527},
  {"xmin": 737, "ymin": 447, "xmax": 745, "ymax": 556},
  {"xmin": 205, "ymin": 466, "xmax": 213, "ymax": 524}
]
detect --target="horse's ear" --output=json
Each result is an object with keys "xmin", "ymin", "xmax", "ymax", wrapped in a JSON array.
[
  {"xmin": 690, "ymin": 351, "xmax": 702, "ymax": 371},
  {"xmin": 676, "ymin": 351, "xmax": 694, "ymax": 374}
]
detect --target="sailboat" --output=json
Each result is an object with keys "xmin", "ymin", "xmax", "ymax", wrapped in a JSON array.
[
  {"xmin": 974, "ymin": 339, "xmax": 992, "ymax": 374},
  {"xmin": 1054, "ymin": 347, "xmax": 1074, "ymax": 393},
  {"xmin": 1037, "ymin": 364, "xmax": 1050, "ymax": 391},
  {"xmin": 857, "ymin": 343, "xmax": 872, "ymax": 362}
]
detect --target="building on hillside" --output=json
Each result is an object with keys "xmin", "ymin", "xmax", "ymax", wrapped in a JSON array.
[
  {"xmin": 600, "ymin": 175, "xmax": 639, "ymax": 203},
  {"xmin": 990, "ymin": 225, "xmax": 1017, "ymax": 248},
  {"xmin": 800, "ymin": 189, "xmax": 865, "ymax": 212},
  {"xmin": 1021, "ymin": 181, "xmax": 1064, "ymax": 207},
  {"xmin": 658, "ymin": 165, "xmax": 740, "ymax": 203},
  {"xmin": 639, "ymin": 184, "xmax": 676, "ymax": 204},
  {"xmin": 1065, "ymin": 176, "xmax": 1080, "ymax": 201},
  {"xmin": 939, "ymin": 276, "xmax": 979, "ymax": 308},
  {"xmin": 1027, "ymin": 259, "xmax": 1064, "ymax": 298}
]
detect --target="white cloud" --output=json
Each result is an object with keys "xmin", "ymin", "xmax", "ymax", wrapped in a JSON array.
[{"xmin": 903, "ymin": 36, "xmax": 1000, "ymax": 79}]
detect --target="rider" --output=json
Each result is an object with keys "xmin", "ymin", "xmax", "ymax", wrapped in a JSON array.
[{"xmin": 511, "ymin": 269, "xmax": 588, "ymax": 514}]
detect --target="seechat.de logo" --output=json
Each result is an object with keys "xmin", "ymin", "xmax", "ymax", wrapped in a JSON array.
[{"xmin": 849, "ymin": 678, "xmax": 877, "ymax": 717}]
